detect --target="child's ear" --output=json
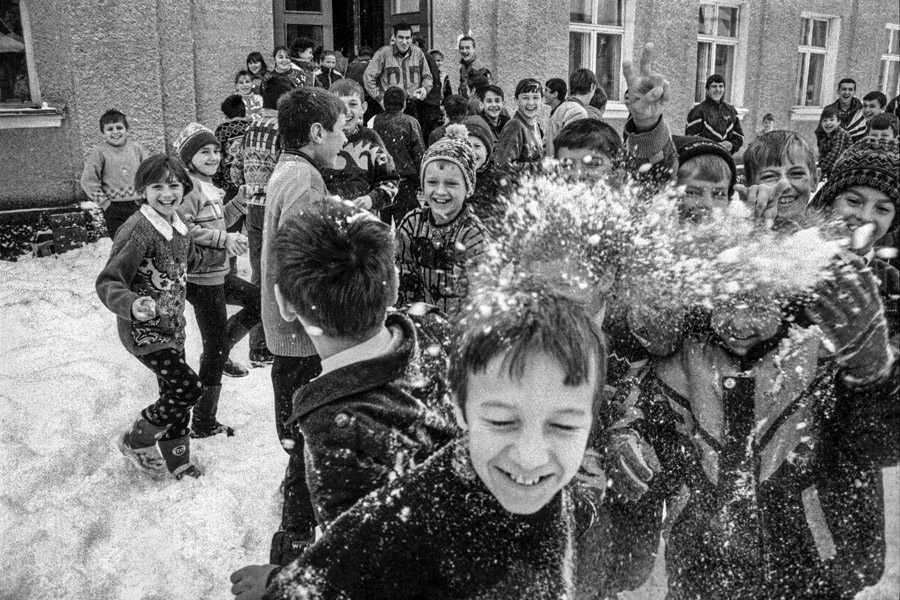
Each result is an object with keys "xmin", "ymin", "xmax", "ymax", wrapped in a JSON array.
[
  {"xmin": 361, "ymin": 100, "xmax": 368, "ymax": 112},
  {"xmin": 452, "ymin": 399, "xmax": 468, "ymax": 431},
  {"xmin": 274, "ymin": 284, "xmax": 299, "ymax": 322},
  {"xmin": 309, "ymin": 122, "xmax": 325, "ymax": 143}
]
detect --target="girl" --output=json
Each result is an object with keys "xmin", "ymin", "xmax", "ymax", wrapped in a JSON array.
[
  {"xmin": 264, "ymin": 45, "xmax": 304, "ymax": 88},
  {"xmin": 173, "ymin": 123, "xmax": 262, "ymax": 438},
  {"xmin": 97, "ymin": 154, "xmax": 218, "ymax": 480},
  {"xmin": 246, "ymin": 51, "xmax": 268, "ymax": 93},
  {"xmin": 234, "ymin": 69, "xmax": 263, "ymax": 117}
]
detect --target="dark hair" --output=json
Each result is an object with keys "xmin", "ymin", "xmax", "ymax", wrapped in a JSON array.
[
  {"xmin": 278, "ymin": 87, "xmax": 345, "ymax": 150},
  {"xmin": 678, "ymin": 154, "xmax": 733, "ymax": 186},
  {"xmin": 762, "ymin": 113, "xmax": 775, "ymax": 121},
  {"xmin": 869, "ymin": 113, "xmax": 900, "ymax": 135},
  {"xmin": 589, "ymin": 87, "xmax": 608, "ymax": 112},
  {"xmin": 358, "ymin": 46, "xmax": 374, "ymax": 58},
  {"xmin": 329, "ymin": 78, "xmax": 365, "ymax": 100},
  {"xmin": 261, "ymin": 75, "xmax": 294, "ymax": 109},
  {"xmin": 275, "ymin": 202, "xmax": 397, "ymax": 341},
  {"xmin": 235, "ymin": 69, "xmax": 254, "ymax": 85},
  {"xmin": 705, "ymin": 73, "xmax": 726, "ymax": 89},
  {"xmin": 483, "ymin": 84, "xmax": 504, "ymax": 100},
  {"xmin": 429, "ymin": 49, "xmax": 444, "ymax": 61},
  {"xmin": 412, "ymin": 35, "xmax": 428, "ymax": 50},
  {"xmin": 458, "ymin": 35, "xmax": 475, "ymax": 48},
  {"xmin": 545, "ymin": 78, "xmax": 567, "ymax": 102},
  {"xmin": 273, "ymin": 44, "xmax": 291, "ymax": 57},
  {"xmin": 383, "ymin": 86, "xmax": 407, "ymax": 112},
  {"xmin": 443, "ymin": 94, "xmax": 469, "ymax": 120},
  {"xmin": 449, "ymin": 281, "xmax": 607, "ymax": 420},
  {"xmin": 838, "ymin": 78, "xmax": 856, "ymax": 89},
  {"xmin": 99, "ymin": 109, "xmax": 128, "ymax": 132},
  {"xmin": 820, "ymin": 106, "xmax": 839, "ymax": 121},
  {"xmin": 467, "ymin": 75, "xmax": 490, "ymax": 101},
  {"xmin": 553, "ymin": 119, "xmax": 622, "ymax": 160},
  {"xmin": 221, "ymin": 94, "xmax": 247, "ymax": 119},
  {"xmin": 863, "ymin": 91, "xmax": 887, "ymax": 108},
  {"xmin": 393, "ymin": 22, "xmax": 412, "ymax": 35},
  {"xmin": 133, "ymin": 154, "xmax": 194, "ymax": 201},
  {"xmin": 743, "ymin": 130, "xmax": 817, "ymax": 185},
  {"xmin": 290, "ymin": 37, "xmax": 316, "ymax": 56},
  {"xmin": 246, "ymin": 51, "xmax": 268, "ymax": 77},
  {"xmin": 569, "ymin": 68, "xmax": 597, "ymax": 96},
  {"xmin": 320, "ymin": 49, "xmax": 336, "ymax": 61},
  {"xmin": 514, "ymin": 78, "xmax": 542, "ymax": 98}
]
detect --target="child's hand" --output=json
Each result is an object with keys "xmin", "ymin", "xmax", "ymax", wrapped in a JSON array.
[
  {"xmin": 601, "ymin": 429, "xmax": 661, "ymax": 502},
  {"xmin": 719, "ymin": 141, "xmax": 733, "ymax": 152},
  {"xmin": 622, "ymin": 42, "xmax": 670, "ymax": 131},
  {"xmin": 225, "ymin": 232, "xmax": 248, "ymax": 257},
  {"xmin": 747, "ymin": 179, "xmax": 790, "ymax": 224},
  {"xmin": 131, "ymin": 296, "xmax": 157, "ymax": 322},
  {"xmin": 229, "ymin": 564, "xmax": 280, "ymax": 600},
  {"xmin": 412, "ymin": 87, "xmax": 427, "ymax": 101},
  {"xmin": 353, "ymin": 195, "xmax": 374, "ymax": 210}
]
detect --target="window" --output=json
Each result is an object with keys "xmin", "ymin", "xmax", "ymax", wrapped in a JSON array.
[
  {"xmin": 569, "ymin": 0, "xmax": 629, "ymax": 101},
  {"xmin": 695, "ymin": 3, "xmax": 740, "ymax": 104},
  {"xmin": 284, "ymin": 0, "xmax": 321, "ymax": 11},
  {"xmin": 880, "ymin": 24, "xmax": 900, "ymax": 98},
  {"xmin": 392, "ymin": 0, "xmax": 419, "ymax": 14},
  {"xmin": 0, "ymin": 0, "xmax": 38, "ymax": 106},
  {"xmin": 794, "ymin": 17, "xmax": 831, "ymax": 106}
]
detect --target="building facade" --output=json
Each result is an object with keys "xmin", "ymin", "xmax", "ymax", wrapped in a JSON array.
[{"xmin": 1, "ymin": 0, "xmax": 898, "ymax": 214}]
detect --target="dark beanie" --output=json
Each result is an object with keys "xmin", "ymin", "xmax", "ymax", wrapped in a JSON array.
[
  {"xmin": 673, "ymin": 135, "xmax": 737, "ymax": 196},
  {"xmin": 461, "ymin": 116, "xmax": 495, "ymax": 162},
  {"xmin": 173, "ymin": 122, "xmax": 219, "ymax": 167},
  {"xmin": 384, "ymin": 86, "xmax": 406, "ymax": 112},
  {"xmin": 705, "ymin": 74, "xmax": 725, "ymax": 89}
]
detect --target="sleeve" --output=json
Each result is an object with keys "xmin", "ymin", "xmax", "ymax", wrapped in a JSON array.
[
  {"xmin": 833, "ymin": 359, "xmax": 900, "ymax": 467},
  {"xmin": 186, "ymin": 235, "xmax": 226, "ymax": 273},
  {"xmin": 95, "ymin": 234, "xmax": 145, "ymax": 321},
  {"xmin": 818, "ymin": 135, "xmax": 842, "ymax": 178},
  {"xmin": 624, "ymin": 116, "xmax": 678, "ymax": 188},
  {"xmin": 410, "ymin": 120, "xmax": 425, "ymax": 171},
  {"xmin": 685, "ymin": 104, "xmax": 704, "ymax": 137},
  {"xmin": 177, "ymin": 189, "xmax": 226, "ymax": 249},
  {"xmin": 366, "ymin": 132, "xmax": 400, "ymax": 211},
  {"xmin": 728, "ymin": 107, "xmax": 744, "ymax": 154},
  {"xmin": 396, "ymin": 214, "xmax": 424, "ymax": 305},
  {"xmin": 223, "ymin": 190, "xmax": 248, "ymax": 226},
  {"xmin": 419, "ymin": 53, "xmax": 433, "ymax": 91},
  {"xmin": 493, "ymin": 121, "xmax": 524, "ymax": 167},
  {"xmin": 80, "ymin": 147, "xmax": 110, "ymax": 209},
  {"xmin": 363, "ymin": 50, "xmax": 385, "ymax": 106}
]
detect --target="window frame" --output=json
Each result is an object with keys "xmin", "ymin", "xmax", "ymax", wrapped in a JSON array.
[
  {"xmin": 880, "ymin": 23, "xmax": 900, "ymax": 98},
  {"xmin": 693, "ymin": 1, "xmax": 747, "ymax": 107},
  {"xmin": 567, "ymin": 0, "xmax": 635, "ymax": 109},
  {"xmin": 392, "ymin": 0, "xmax": 419, "ymax": 15},
  {"xmin": 791, "ymin": 12, "xmax": 840, "ymax": 112},
  {"xmin": 1, "ymin": 0, "xmax": 40, "ymax": 106}
]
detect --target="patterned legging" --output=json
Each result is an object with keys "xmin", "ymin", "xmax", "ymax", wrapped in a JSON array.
[{"xmin": 136, "ymin": 348, "xmax": 203, "ymax": 440}]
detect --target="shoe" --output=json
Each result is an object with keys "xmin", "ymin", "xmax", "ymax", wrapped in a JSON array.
[
  {"xmin": 158, "ymin": 435, "xmax": 203, "ymax": 480},
  {"xmin": 119, "ymin": 417, "xmax": 169, "ymax": 478},
  {"xmin": 190, "ymin": 385, "xmax": 236, "ymax": 438},
  {"xmin": 249, "ymin": 347, "xmax": 275, "ymax": 368},
  {"xmin": 222, "ymin": 358, "xmax": 249, "ymax": 378}
]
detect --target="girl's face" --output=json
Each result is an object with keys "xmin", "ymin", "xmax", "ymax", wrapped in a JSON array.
[
  {"xmin": 483, "ymin": 91, "xmax": 504, "ymax": 120},
  {"xmin": 144, "ymin": 178, "xmax": 184, "ymax": 222},
  {"xmin": 831, "ymin": 185, "xmax": 896, "ymax": 253},
  {"xmin": 247, "ymin": 60, "xmax": 262, "ymax": 74},
  {"xmin": 422, "ymin": 160, "xmax": 467, "ymax": 224},
  {"xmin": 190, "ymin": 143, "xmax": 221, "ymax": 177},
  {"xmin": 275, "ymin": 49, "xmax": 292, "ymax": 71},
  {"xmin": 516, "ymin": 91, "xmax": 541, "ymax": 121},
  {"xmin": 236, "ymin": 75, "xmax": 253, "ymax": 96}
]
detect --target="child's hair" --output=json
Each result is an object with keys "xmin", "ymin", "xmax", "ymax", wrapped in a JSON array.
[
  {"xmin": 246, "ymin": 51, "xmax": 268, "ymax": 75},
  {"xmin": 673, "ymin": 136, "xmax": 737, "ymax": 195},
  {"xmin": 590, "ymin": 87, "xmax": 608, "ymax": 112},
  {"xmin": 820, "ymin": 106, "xmax": 839, "ymax": 121},
  {"xmin": 553, "ymin": 119, "xmax": 622, "ymax": 160},
  {"xmin": 290, "ymin": 37, "xmax": 316, "ymax": 56},
  {"xmin": 569, "ymin": 69, "xmax": 597, "ymax": 96},
  {"xmin": 869, "ymin": 113, "xmax": 900, "ymax": 136},
  {"xmin": 442, "ymin": 94, "xmax": 469, "ymax": 121},
  {"xmin": 449, "ymin": 281, "xmax": 608, "ymax": 420},
  {"xmin": 383, "ymin": 86, "xmax": 407, "ymax": 112},
  {"xmin": 863, "ymin": 91, "xmax": 887, "ymax": 108},
  {"xmin": 275, "ymin": 202, "xmax": 397, "ymax": 341},
  {"xmin": 329, "ymin": 78, "xmax": 365, "ymax": 101},
  {"xmin": 278, "ymin": 87, "xmax": 345, "ymax": 150},
  {"xmin": 429, "ymin": 49, "xmax": 444, "ymax": 61},
  {"xmin": 762, "ymin": 113, "xmax": 775, "ymax": 122},
  {"xmin": 467, "ymin": 74, "xmax": 490, "ymax": 101},
  {"xmin": 320, "ymin": 49, "xmax": 336, "ymax": 63},
  {"xmin": 743, "ymin": 130, "xmax": 817, "ymax": 185},
  {"xmin": 133, "ymin": 154, "xmax": 194, "ymax": 201},
  {"xmin": 514, "ymin": 78, "xmax": 542, "ymax": 98},
  {"xmin": 221, "ymin": 94, "xmax": 247, "ymax": 119},
  {"xmin": 261, "ymin": 75, "xmax": 295, "ymax": 109},
  {"xmin": 545, "ymin": 78, "xmax": 567, "ymax": 102},
  {"xmin": 483, "ymin": 84, "xmax": 505, "ymax": 100},
  {"xmin": 234, "ymin": 69, "xmax": 253, "ymax": 85},
  {"xmin": 678, "ymin": 154, "xmax": 733, "ymax": 186},
  {"xmin": 273, "ymin": 44, "xmax": 291, "ymax": 58},
  {"xmin": 358, "ymin": 46, "xmax": 374, "ymax": 59},
  {"xmin": 99, "ymin": 109, "xmax": 128, "ymax": 132}
]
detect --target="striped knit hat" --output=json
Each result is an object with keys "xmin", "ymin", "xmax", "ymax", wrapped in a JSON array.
[
  {"xmin": 173, "ymin": 122, "xmax": 219, "ymax": 167},
  {"xmin": 420, "ymin": 124, "xmax": 477, "ymax": 194},
  {"xmin": 810, "ymin": 137, "xmax": 899, "ymax": 231}
]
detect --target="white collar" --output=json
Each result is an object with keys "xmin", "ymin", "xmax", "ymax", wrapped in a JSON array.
[
  {"xmin": 140, "ymin": 204, "xmax": 188, "ymax": 240},
  {"xmin": 319, "ymin": 326, "xmax": 395, "ymax": 377}
]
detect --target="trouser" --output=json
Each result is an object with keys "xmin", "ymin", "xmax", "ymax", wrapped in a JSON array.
[
  {"xmin": 246, "ymin": 204, "xmax": 267, "ymax": 352},
  {"xmin": 380, "ymin": 178, "xmax": 419, "ymax": 226},
  {"xmin": 271, "ymin": 354, "xmax": 322, "ymax": 533},
  {"xmin": 186, "ymin": 275, "xmax": 261, "ymax": 386},
  {"xmin": 104, "ymin": 202, "xmax": 140, "ymax": 240},
  {"xmin": 135, "ymin": 348, "xmax": 203, "ymax": 441}
]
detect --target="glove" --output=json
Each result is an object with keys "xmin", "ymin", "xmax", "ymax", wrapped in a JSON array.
[
  {"xmin": 600, "ymin": 429, "xmax": 661, "ymax": 502},
  {"xmin": 806, "ymin": 254, "xmax": 893, "ymax": 385}
]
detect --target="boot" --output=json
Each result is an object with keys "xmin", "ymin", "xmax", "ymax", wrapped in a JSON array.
[
  {"xmin": 269, "ymin": 528, "xmax": 315, "ymax": 566},
  {"xmin": 158, "ymin": 435, "xmax": 203, "ymax": 480},
  {"xmin": 223, "ymin": 321, "xmax": 250, "ymax": 377},
  {"xmin": 190, "ymin": 385, "xmax": 235, "ymax": 438},
  {"xmin": 222, "ymin": 357, "xmax": 249, "ymax": 378},
  {"xmin": 119, "ymin": 416, "xmax": 169, "ymax": 478}
]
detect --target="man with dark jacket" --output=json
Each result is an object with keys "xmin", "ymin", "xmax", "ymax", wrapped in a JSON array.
[{"xmin": 686, "ymin": 74, "xmax": 743, "ymax": 155}]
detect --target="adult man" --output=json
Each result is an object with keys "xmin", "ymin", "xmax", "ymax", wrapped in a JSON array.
[
  {"xmin": 363, "ymin": 22, "xmax": 432, "ymax": 112},
  {"xmin": 685, "ymin": 74, "xmax": 743, "ymax": 155},
  {"xmin": 458, "ymin": 35, "xmax": 489, "ymax": 96},
  {"xmin": 820, "ymin": 78, "xmax": 866, "ymax": 142},
  {"xmin": 543, "ymin": 77, "xmax": 588, "ymax": 157}
]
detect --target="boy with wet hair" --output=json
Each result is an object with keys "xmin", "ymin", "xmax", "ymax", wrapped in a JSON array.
[{"xmin": 742, "ymin": 129, "xmax": 819, "ymax": 224}]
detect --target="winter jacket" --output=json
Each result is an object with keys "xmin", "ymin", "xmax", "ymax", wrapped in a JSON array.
[
  {"xmin": 80, "ymin": 139, "xmax": 150, "ymax": 210},
  {"xmin": 545, "ymin": 100, "xmax": 589, "ymax": 157},
  {"xmin": 372, "ymin": 111, "xmax": 425, "ymax": 179},
  {"xmin": 213, "ymin": 117, "xmax": 252, "ymax": 195},
  {"xmin": 265, "ymin": 66, "xmax": 307, "ymax": 89},
  {"xmin": 230, "ymin": 109, "xmax": 281, "ymax": 205},
  {"xmin": 363, "ymin": 44, "xmax": 433, "ymax": 107},
  {"xmin": 96, "ymin": 205, "xmax": 222, "ymax": 356},
  {"xmin": 289, "ymin": 310, "xmax": 458, "ymax": 528},
  {"xmin": 320, "ymin": 125, "xmax": 399, "ymax": 211},
  {"xmin": 314, "ymin": 68, "xmax": 343, "ymax": 90},
  {"xmin": 686, "ymin": 98, "xmax": 744, "ymax": 154},
  {"xmin": 494, "ymin": 112, "xmax": 544, "ymax": 167},
  {"xmin": 480, "ymin": 111, "xmax": 510, "ymax": 139},
  {"xmin": 816, "ymin": 127, "xmax": 852, "ymax": 180}
]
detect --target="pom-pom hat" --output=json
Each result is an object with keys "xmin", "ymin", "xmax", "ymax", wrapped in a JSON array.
[
  {"xmin": 173, "ymin": 122, "xmax": 219, "ymax": 167},
  {"xmin": 420, "ymin": 124, "xmax": 477, "ymax": 195}
]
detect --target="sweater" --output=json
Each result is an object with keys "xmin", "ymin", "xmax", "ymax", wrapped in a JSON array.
[
  {"xmin": 230, "ymin": 109, "xmax": 281, "ymax": 205},
  {"xmin": 80, "ymin": 138, "xmax": 150, "ymax": 210},
  {"xmin": 480, "ymin": 111, "xmax": 510, "ymax": 139},
  {"xmin": 320, "ymin": 126, "xmax": 399, "ymax": 211},
  {"xmin": 372, "ymin": 111, "xmax": 425, "ymax": 179},
  {"xmin": 260, "ymin": 151, "xmax": 327, "ymax": 357},
  {"xmin": 545, "ymin": 100, "xmax": 589, "ymax": 158},
  {"xmin": 686, "ymin": 97, "xmax": 744, "ymax": 154},
  {"xmin": 96, "ymin": 205, "xmax": 223, "ymax": 356},
  {"xmin": 363, "ymin": 44, "xmax": 433, "ymax": 107},
  {"xmin": 494, "ymin": 112, "xmax": 544, "ymax": 167},
  {"xmin": 290, "ymin": 310, "xmax": 457, "ymax": 528},
  {"xmin": 213, "ymin": 117, "xmax": 252, "ymax": 194},
  {"xmin": 176, "ymin": 176, "xmax": 246, "ymax": 286}
]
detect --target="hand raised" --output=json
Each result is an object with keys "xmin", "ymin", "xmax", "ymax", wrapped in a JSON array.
[{"xmin": 622, "ymin": 43, "xmax": 670, "ymax": 130}]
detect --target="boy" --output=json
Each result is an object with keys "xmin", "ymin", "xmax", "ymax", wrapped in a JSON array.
[
  {"xmin": 553, "ymin": 119, "xmax": 623, "ymax": 175},
  {"xmin": 480, "ymin": 84, "xmax": 510, "ymax": 138},
  {"xmin": 372, "ymin": 86, "xmax": 425, "ymax": 225},
  {"xmin": 429, "ymin": 49, "xmax": 453, "ymax": 100},
  {"xmin": 321, "ymin": 79, "xmax": 399, "ymax": 213},
  {"xmin": 686, "ymin": 73, "xmax": 744, "ymax": 155},
  {"xmin": 237, "ymin": 282, "xmax": 608, "ymax": 600},
  {"xmin": 817, "ymin": 105, "xmax": 851, "ymax": 180},
  {"xmin": 396, "ymin": 125, "xmax": 493, "ymax": 316},
  {"xmin": 757, "ymin": 113, "xmax": 775, "ymax": 137},
  {"xmin": 314, "ymin": 50, "xmax": 343, "ymax": 89},
  {"xmin": 742, "ymin": 130, "xmax": 819, "ymax": 224},
  {"xmin": 260, "ymin": 87, "xmax": 347, "ymax": 566},
  {"xmin": 670, "ymin": 135, "xmax": 737, "ymax": 222},
  {"xmin": 868, "ymin": 113, "xmax": 899, "ymax": 141},
  {"xmin": 589, "ymin": 87, "xmax": 608, "ymax": 120},
  {"xmin": 213, "ymin": 94, "xmax": 251, "ymax": 203},
  {"xmin": 543, "ymin": 77, "xmax": 588, "ymax": 158},
  {"xmin": 862, "ymin": 91, "xmax": 887, "ymax": 126},
  {"xmin": 80, "ymin": 109, "xmax": 150, "ymax": 239},
  {"xmin": 428, "ymin": 93, "xmax": 468, "ymax": 147},
  {"xmin": 464, "ymin": 74, "xmax": 490, "ymax": 116},
  {"xmin": 494, "ymin": 78, "xmax": 544, "ymax": 167}
]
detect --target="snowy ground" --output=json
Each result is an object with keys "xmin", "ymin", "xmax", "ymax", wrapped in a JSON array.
[{"xmin": 0, "ymin": 240, "xmax": 895, "ymax": 600}]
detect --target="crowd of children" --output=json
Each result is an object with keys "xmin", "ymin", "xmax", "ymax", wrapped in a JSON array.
[{"xmin": 82, "ymin": 27, "xmax": 900, "ymax": 600}]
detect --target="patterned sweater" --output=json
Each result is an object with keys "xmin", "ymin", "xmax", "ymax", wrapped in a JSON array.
[
  {"xmin": 494, "ymin": 112, "xmax": 544, "ymax": 167},
  {"xmin": 230, "ymin": 109, "xmax": 281, "ymax": 205},
  {"xmin": 213, "ymin": 117, "xmax": 252, "ymax": 194},
  {"xmin": 320, "ymin": 126, "xmax": 399, "ymax": 211},
  {"xmin": 372, "ymin": 111, "xmax": 425, "ymax": 179},
  {"xmin": 96, "ymin": 205, "xmax": 222, "ymax": 356},
  {"xmin": 816, "ymin": 127, "xmax": 852, "ymax": 180},
  {"xmin": 79, "ymin": 139, "xmax": 150, "ymax": 210}
]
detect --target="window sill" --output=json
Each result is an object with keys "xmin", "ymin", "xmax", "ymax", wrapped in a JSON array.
[
  {"xmin": 789, "ymin": 107, "xmax": 823, "ymax": 121},
  {"xmin": 0, "ymin": 105, "xmax": 64, "ymax": 129},
  {"xmin": 602, "ymin": 101, "xmax": 630, "ymax": 120}
]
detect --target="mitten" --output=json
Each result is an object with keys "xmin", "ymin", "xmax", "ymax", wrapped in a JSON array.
[{"xmin": 600, "ymin": 429, "xmax": 661, "ymax": 502}]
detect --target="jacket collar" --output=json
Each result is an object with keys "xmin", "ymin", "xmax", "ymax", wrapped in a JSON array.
[
  {"xmin": 281, "ymin": 149, "xmax": 323, "ymax": 177},
  {"xmin": 140, "ymin": 204, "xmax": 188, "ymax": 240}
]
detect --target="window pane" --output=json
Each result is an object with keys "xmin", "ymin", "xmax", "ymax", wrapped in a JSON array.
[
  {"xmin": 570, "ymin": 0, "xmax": 591, "ymax": 23},
  {"xmin": 596, "ymin": 33, "xmax": 621, "ymax": 100},
  {"xmin": 696, "ymin": 42, "xmax": 713, "ymax": 102},
  {"xmin": 714, "ymin": 43, "xmax": 735, "ymax": 102},
  {"xmin": 882, "ymin": 60, "xmax": 900, "ymax": 97},
  {"xmin": 889, "ymin": 28, "xmax": 900, "ymax": 55},
  {"xmin": 799, "ymin": 18, "xmax": 810, "ymax": 46},
  {"xmin": 286, "ymin": 24, "xmax": 323, "ymax": 49},
  {"xmin": 285, "ymin": 0, "xmax": 322, "ymax": 12},
  {"xmin": 0, "ymin": 0, "xmax": 30, "ymax": 103},
  {"xmin": 392, "ymin": 0, "xmax": 419, "ymax": 14},
  {"xmin": 717, "ymin": 6, "xmax": 738, "ymax": 38},
  {"xmin": 699, "ymin": 4, "xmax": 716, "ymax": 35},
  {"xmin": 795, "ymin": 52, "xmax": 808, "ymax": 105},
  {"xmin": 810, "ymin": 19, "xmax": 828, "ymax": 48},
  {"xmin": 597, "ymin": 0, "xmax": 622, "ymax": 26},
  {"xmin": 569, "ymin": 31, "xmax": 590, "ymax": 74},
  {"xmin": 805, "ymin": 53, "xmax": 825, "ymax": 106}
]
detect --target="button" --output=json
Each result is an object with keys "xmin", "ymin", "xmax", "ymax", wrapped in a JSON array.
[
  {"xmin": 723, "ymin": 377, "xmax": 736, "ymax": 389},
  {"xmin": 334, "ymin": 413, "xmax": 351, "ymax": 428}
]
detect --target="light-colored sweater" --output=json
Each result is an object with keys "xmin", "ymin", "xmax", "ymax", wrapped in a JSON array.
[
  {"xmin": 79, "ymin": 139, "xmax": 150, "ymax": 210},
  {"xmin": 545, "ymin": 100, "xmax": 589, "ymax": 157}
]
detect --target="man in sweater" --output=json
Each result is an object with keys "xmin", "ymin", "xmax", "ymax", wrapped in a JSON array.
[
  {"xmin": 543, "ymin": 77, "xmax": 588, "ymax": 158},
  {"xmin": 363, "ymin": 22, "xmax": 432, "ymax": 113},
  {"xmin": 686, "ymin": 74, "xmax": 743, "ymax": 155},
  {"xmin": 80, "ymin": 109, "xmax": 150, "ymax": 238}
]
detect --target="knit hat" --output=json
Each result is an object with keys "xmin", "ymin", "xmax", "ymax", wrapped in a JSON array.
[
  {"xmin": 810, "ymin": 137, "xmax": 900, "ymax": 231},
  {"xmin": 420, "ymin": 124, "xmax": 477, "ymax": 194},
  {"xmin": 672, "ymin": 135, "xmax": 737, "ymax": 196},
  {"xmin": 173, "ymin": 122, "xmax": 219, "ymax": 167},
  {"xmin": 461, "ymin": 116, "xmax": 495, "ymax": 162}
]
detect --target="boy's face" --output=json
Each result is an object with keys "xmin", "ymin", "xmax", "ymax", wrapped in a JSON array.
[
  {"xmin": 247, "ymin": 59, "xmax": 262, "ymax": 74},
  {"xmin": 321, "ymin": 54, "xmax": 336, "ymax": 70},
  {"xmin": 310, "ymin": 115, "xmax": 348, "ymax": 168},
  {"xmin": 754, "ymin": 159, "xmax": 816, "ymax": 221},
  {"xmin": 143, "ymin": 180, "xmax": 185, "ymax": 222},
  {"xmin": 469, "ymin": 136, "xmax": 488, "ymax": 171},
  {"xmin": 707, "ymin": 82, "xmax": 725, "ymax": 102},
  {"xmin": 556, "ymin": 147, "xmax": 613, "ymax": 176},
  {"xmin": 542, "ymin": 86, "xmax": 555, "ymax": 106},
  {"xmin": 422, "ymin": 160, "xmax": 467, "ymax": 223},
  {"xmin": 821, "ymin": 115, "xmax": 839, "ymax": 133},
  {"xmin": 831, "ymin": 185, "xmax": 895, "ymax": 252},
  {"xmin": 838, "ymin": 83, "xmax": 856, "ymax": 102},
  {"xmin": 458, "ymin": 40, "xmax": 475, "ymax": 62},
  {"xmin": 862, "ymin": 99, "xmax": 884, "ymax": 121},
  {"xmin": 711, "ymin": 302, "xmax": 782, "ymax": 356},
  {"xmin": 516, "ymin": 91, "xmax": 541, "ymax": 121},
  {"xmin": 868, "ymin": 128, "xmax": 897, "ymax": 141},
  {"xmin": 762, "ymin": 119, "xmax": 774, "ymax": 133},
  {"xmin": 102, "ymin": 121, "xmax": 128, "ymax": 147},
  {"xmin": 483, "ymin": 91, "xmax": 504, "ymax": 120},
  {"xmin": 677, "ymin": 174, "xmax": 730, "ymax": 222},
  {"xmin": 339, "ymin": 94, "xmax": 366, "ymax": 132},
  {"xmin": 236, "ymin": 74, "xmax": 254, "ymax": 96},
  {"xmin": 433, "ymin": 54, "xmax": 444, "ymax": 69},
  {"xmin": 462, "ymin": 352, "xmax": 595, "ymax": 515},
  {"xmin": 189, "ymin": 143, "xmax": 221, "ymax": 177},
  {"xmin": 275, "ymin": 49, "xmax": 293, "ymax": 71}
]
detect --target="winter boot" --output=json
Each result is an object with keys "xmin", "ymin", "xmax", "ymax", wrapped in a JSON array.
[
  {"xmin": 158, "ymin": 435, "xmax": 203, "ymax": 480},
  {"xmin": 270, "ymin": 528, "xmax": 316, "ymax": 566},
  {"xmin": 222, "ymin": 357, "xmax": 249, "ymax": 378},
  {"xmin": 118, "ymin": 417, "xmax": 169, "ymax": 478},
  {"xmin": 190, "ymin": 385, "xmax": 235, "ymax": 438}
]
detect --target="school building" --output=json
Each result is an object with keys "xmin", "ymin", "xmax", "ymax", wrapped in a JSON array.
[{"xmin": 0, "ymin": 0, "xmax": 898, "ymax": 236}]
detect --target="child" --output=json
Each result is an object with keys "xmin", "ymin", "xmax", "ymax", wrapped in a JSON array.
[
  {"xmin": 246, "ymin": 51, "xmax": 268, "ymax": 93},
  {"xmin": 314, "ymin": 50, "xmax": 343, "ymax": 89},
  {"xmin": 213, "ymin": 94, "xmax": 251, "ymax": 203},
  {"xmin": 396, "ymin": 124, "xmax": 493, "ymax": 316},
  {"xmin": 544, "ymin": 77, "xmax": 588, "ymax": 158},
  {"xmin": 553, "ymin": 118, "xmax": 623, "ymax": 175},
  {"xmin": 428, "ymin": 93, "xmax": 468, "ymax": 147},
  {"xmin": 588, "ymin": 86, "xmax": 608, "ymax": 120},
  {"xmin": 289, "ymin": 37, "xmax": 318, "ymax": 86},
  {"xmin": 174, "ymin": 123, "xmax": 260, "ymax": 433},
  {"xmin": 97, "ymin": 154, "xmax": 222, "ymax": 480},
  {"xmin": 460, "ymin": 115, "xmax": 500, "ymax": 223},
  {"xmin": 742, "ymin": 129, "xmax": 818, "ymax": 224},
  {"xmin": 235, "ymin": 70, "xmax": 263, "ymax": 117},
  {"xmin": 479, "ymin": 84, "xmax": 510, "ymax": 138},
  {"xmin": 868, "ymin": 112, "xmax": 900, "ymax": 141},
  {"xmin": 320, "ymin": 79, "xmax": 399, "ymax": 213},
  {"xmin": 80, "ymin": 109, "xmax": 150, "ymax": 239},
  {"xmin": 757, "ymin": 112, "xmax": 775, "ymax": 137},
  {"xmin": 235, "ymin": 282, "xmax": 608, "ymax": 599},
  {"xmin": 265, "ymin": 45, "xmax": 304, "ymax": 88},
  {"xmin": 464, "ymin": 74, "xmax": 490, "ymax": 116},
  {"xmin": 258, "ymin": 87, "xmax": 347, "ymax": 566},
  {"xmin": 671, "ymin": 135, "xmax": 737, "ymax": 222},
  {"xmin": 494, "ymin": 78, "xmax": 544, "ymax": 167},
  {"xmin": 429, "ymin": 49, "xmax": 453, "ymax": 100},
  {"xmin": 372, "ymin": 86, "xmax": 425, "ymax": 225},
  {"xmin": 817, "ymin": 106, "xmax": 851, "ymax": 180}
]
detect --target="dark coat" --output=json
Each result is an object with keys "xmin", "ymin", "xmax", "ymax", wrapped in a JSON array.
[{"xmin": 685, "ymin": 97, "xmax": 744, "ymax": 154}]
